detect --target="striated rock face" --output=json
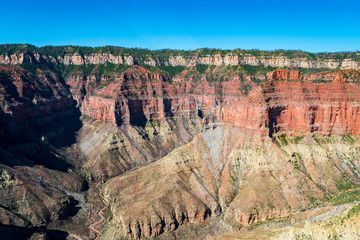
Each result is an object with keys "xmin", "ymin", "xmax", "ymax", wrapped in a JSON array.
[
  {"xmin": 263, "ymin": 81, "xmax": 360, "ymax": 136},
  {"xmin": 81, "ymin": 96, "xmax": 116, "ymax": 122},
  {"xmin": 59, "ymin": 53, "xmax": 134, "ymax": 66},
  {"xmin": 308, "ymin": 69, "xmax": 360, "ymax": 83},
  {"xmin": 1, "ymin": 52, "xmax": 355, "ymax": 69},
  {"xmin": 64, "ymin": 65, "xmax": 360, "ymax": 186},
  {"xmin": 74, "ymin": 66, "xmax": 360, "ymax": 138},
  {"xmin": 103, "ymin": 127, "xmax": 238, "ymax": 238},
  {"xmin": 0, "ymin": 53, "xmax": 25, "ymax": 65},
  {"xmin": 266, "ymin": 69, "xmax": 302, "ymax": 80},
  {"xmin": 103, "ymin": 130, "xmax": 360, "ymax": 238}
]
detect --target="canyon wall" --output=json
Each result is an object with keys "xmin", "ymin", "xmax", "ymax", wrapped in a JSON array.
[
  {"xmin": 0, "ymin": 65, "xmax": 85, "ymax": 238},
  {"xmin": 2, "ymin": 47, "xmax": 360, "ymax": 239},
  {"xmin": 0, "ymin": 45, "xmax": 360, "ymax": 69},
  {"xmin": 73, "ymin": 67, "xmax": 360, "ymax": 138}
]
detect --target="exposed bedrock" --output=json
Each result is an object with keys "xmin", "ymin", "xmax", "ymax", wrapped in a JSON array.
[
  {"xmin": 78, "ymin": 67, "xmax": 360, "ymax": 138},
  {"xmin": 0, "ymin": 66, "xmax": 85, "ymax": 233},
  {"xmin": 103, "ymin": 128, "xmax": 360, "ymax": 238},
  {"xmin": 2, "ymin": 56, "xmax": 360, "ymax": 239},
  {"xmin": 95, "ymin": 68, "xmax": 360, "ymax": 238}
]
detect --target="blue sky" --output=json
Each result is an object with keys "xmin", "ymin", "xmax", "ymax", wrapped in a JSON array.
[{"xmin": 1, "ymin": 0, "xmax": 360, "ymax": 52}]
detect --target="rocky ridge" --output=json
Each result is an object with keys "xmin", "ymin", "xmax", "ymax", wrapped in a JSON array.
[{"xmin": 1, "ymin": 44, "xmax": 360, "ymax": 69}]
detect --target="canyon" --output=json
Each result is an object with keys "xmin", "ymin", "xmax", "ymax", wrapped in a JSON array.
[{"xmin": 1, "ymin": 45, "xmax": 360, "ymax": 239}]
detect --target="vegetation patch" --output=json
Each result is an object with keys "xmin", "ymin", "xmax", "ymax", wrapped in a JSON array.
[
  {"xmin": 289, "ymin": 136, "xmax": 304, "ymax": 144},
  {"xmin": 292, "ymin": 152, "xmax": 302, "ymax": 170},
  {"xmin": 313, "ymin": 79, "xmax": 332, "ymax": 84},
  {"xmin": 313, "ymin": 135, "xmax": 333, "ymax": 145},
  {"xmin": 242, "ymin": 65, "xmax": 276, "ymax": 76},
  {"xmin": 330, "ymin": 189, "xmax": 360, "ymax": 205},
  {"xmin": 241, "ymin": 83, "xmax": 252, "ymax": 95},
  {"xmin": 158, "ymin": 65, "xmax": 186, "ymax": 77},
  {"xmin": 195, "ymin": 64, "xmax": 208, "ymax": 74},
  {"xmin": 345, "ymin": 203, "xmax": 360, "ymax": 220},
  {"xmin": 341, "ymin": 135, "xmax": 355, "ymax": 144},
  {"xmin": 275, "ymin": 135, "xmax": 289, "ymax": 146},
  {"xmin": 81, "ymin": 167, "xmax": 91, "ymax": 182},
  {"xmin": 0, "ymin": 71, "xmax": 11, "ymax": 81},
  {"xmin": 335, "ymin": 174, "xmax": 356, "ymax": 191}
]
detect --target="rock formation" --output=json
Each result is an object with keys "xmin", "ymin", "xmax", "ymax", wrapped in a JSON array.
[
  {"xmin": 1, "ymin": 45, "xmax": 360, "ymax": 239},
  {"xmin": 266, "ymin": 69, "xmax": 302, "ymax": 80}
]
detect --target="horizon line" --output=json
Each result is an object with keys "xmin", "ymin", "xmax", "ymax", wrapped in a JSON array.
[{"xmin": 1, "ymin": 43, "xmax": 360, "ymax": 54}]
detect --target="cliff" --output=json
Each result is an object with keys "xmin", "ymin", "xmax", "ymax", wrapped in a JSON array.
[
  {"xmin": 266, "ymin": 69, "xmax": 302, "ymax": 80},
  {"xmin": 74, "ymin": 68, "xmax": 360, "ymax": 138},
  {"xmin": 0, "ymin": 44, "xmax": 360, "ymax": 69},
  {"xmin": 0, "ymin": 65, "xmax": 85, "ymax": 237}
]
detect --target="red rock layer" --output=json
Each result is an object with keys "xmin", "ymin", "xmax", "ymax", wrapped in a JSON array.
[
  {"xmin": 216, "ymin": 80, "xmax": 360, "ymax": 136},
  {"xmin": 81, "ymin": 96, "xmax": 116, "ymax": 122},
  {"xmin": 0, "ymin": 66, "xmax": 80, "ymax": 148},
  {"xmin": 267, "ymin": 69, "xmax": 303, "ymax": 81},
  {"xmin": 74, "ymin": 67, "xmax": 360, "ymax": 137},
  {"xmin": 307, "ymin": 69, "xmax": 360, "ymax": 83},
  {"xmin": 263, "ymin": 81, "xmax": 360, "ymax": 135},
  {"xmin": 0, "ymin": 66, "xmax": 76, "ymax": 123}
]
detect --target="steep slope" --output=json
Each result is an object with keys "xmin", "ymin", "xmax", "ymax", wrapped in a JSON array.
[
  {"xmin": 0, "ymin": 65, "xmax": 87, "ymax": 238},
  {"xmin": 102, "ymin": 130, "xmax": 360, "ymax": 238}
]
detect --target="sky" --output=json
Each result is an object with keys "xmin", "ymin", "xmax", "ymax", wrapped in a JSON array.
[{"xmin": 1, "ymin": 0, "xmax": 360, "ymax": 52}]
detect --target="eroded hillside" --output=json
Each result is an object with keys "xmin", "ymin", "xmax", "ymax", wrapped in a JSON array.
[{"xmin": 1, "ymin": 45, "xmax": 360, "ymax": 239}]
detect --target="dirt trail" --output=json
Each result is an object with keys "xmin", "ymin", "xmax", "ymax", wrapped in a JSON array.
[
  {"xmin": 89, "ymin": 182, "xmax": 109, "ymax": 240},
  {"xmin": 297, "ymin": 188, "xmax": 360, "ymax": 224},
  {"xmin": 298, "ymin": 203, "xmax": 353, "ymax": 224}
]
